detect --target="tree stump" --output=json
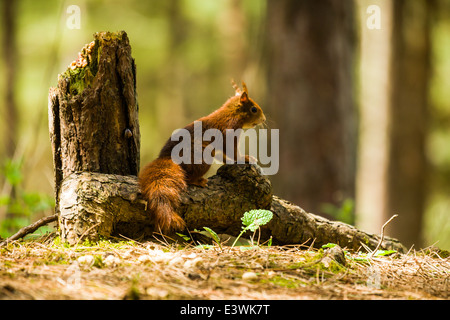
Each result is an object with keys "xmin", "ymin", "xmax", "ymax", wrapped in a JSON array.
[
  {"xmin": 48, "ymin": 31, "xmax": 139, "ymax": 241},
  {"xmin": 48, "ymin": 31, "xmax": 406, "ymax": 253}
]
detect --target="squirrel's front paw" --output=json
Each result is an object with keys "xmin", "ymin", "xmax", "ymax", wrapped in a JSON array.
[{"xmin": 189, "ymin": 177, "xmax": 208, "ymax": 188}]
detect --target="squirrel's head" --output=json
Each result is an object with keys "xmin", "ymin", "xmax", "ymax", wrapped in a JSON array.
[{"xmin": 229, "ymin": 80, "xmax": 266, "ymax": 129}]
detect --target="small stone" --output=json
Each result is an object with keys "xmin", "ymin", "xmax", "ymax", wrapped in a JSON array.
[
  {"xmin": 182, "ymin": 253, "xmax": 197, "ymax": 259},
  {"xmin": 122, "ymin": 249, "xmax": 133, "ymax": 259},
  {"xmin": 103, "ymin": 255, "xmax": 120, "ymax": 267},
  {"xmin": 77, "ymin": 255, "xmax": 94, "ymax": 266},
  {"xmin": 242, "ymin": 271, "xmax": 258, "ymax": 281},
  {"xmin": 168, "ymin": 256, "xmax": 184, "ymax": 266},
  {"xmin": 146, "ymin": 287, "xmax": 169, "ymax": 299},
  {"xmin": 183, "ymin": 257, "xmax": 203, "ymax": 269},
  {"xmin": 323, "ymin": 245, "xmax": 346, "ymax": 267}
]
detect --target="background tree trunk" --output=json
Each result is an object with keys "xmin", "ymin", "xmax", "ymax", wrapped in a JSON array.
[
  {"xmin": 48, "ymin": 31, "xmax": 140, "ymax": 224},
  {"xmin": 386, "ymin": 0, "xmax": 432, "ymax": 248},
  {"xmin": 265, "ymin": 0, "xmax": 357, "ymax": 220},
  {"xmin": 356, "ymin": 0, "xmax": 432, "ymax": 248},
  {"xmin": 1, "ymin": 0, "xmax": 19, "ymax": 230},
  {"xmin": 355, "ymin": 0, "xmax": 393, "ymax": 236},
  {"xmin": 1, "ymin": 0, "xmax": 18, "ymax": 157}
]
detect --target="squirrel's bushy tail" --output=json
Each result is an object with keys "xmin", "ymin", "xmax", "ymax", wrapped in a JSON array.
[{"xmin": 138, "ymin": 158, "xmax": 187, "ymax": 232}]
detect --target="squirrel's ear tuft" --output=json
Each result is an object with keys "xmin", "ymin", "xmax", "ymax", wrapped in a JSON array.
[
  {"xmin": 242, "ymin": 81, "xmax": 248, "ymax": 94},
  {"xmin": 232, "ymin": 79, "xmax": 249, "ymax": 99},
  {"xmin": 240, "ymin": 91, "xmax": 249, "ymax": 104},
  {"xmin": 231, "ymin": 79, "xmax": 241, "ymax": 96}
]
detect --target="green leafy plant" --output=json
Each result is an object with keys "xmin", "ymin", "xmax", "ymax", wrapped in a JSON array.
[
  {"xmin": 321, "ymin": 243, "xmax": 338, "ymax": 249},
  {"xmin": 232, "ymin": 209, "xmax": 273, "ymax": 248},
  {"xmin": 203, "ymin": 227, "xmax": 222, "ymax": 250},
  {"xmin": 176, "ymin": 233, "xmax": 192, "ymax": 242},
  {"xmin": 350, "ymin": 250, "xmax": 397, "ymax": 262}
]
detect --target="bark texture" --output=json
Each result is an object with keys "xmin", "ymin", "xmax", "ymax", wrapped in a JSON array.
[{"xmin": 48, "ymin": 31, "xmax": 140, "ymax": 218}]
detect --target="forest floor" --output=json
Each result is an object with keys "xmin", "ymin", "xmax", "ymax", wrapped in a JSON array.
[{"xmin": 0, "ymin": 233, "xmax": 448, "ymax": 300}]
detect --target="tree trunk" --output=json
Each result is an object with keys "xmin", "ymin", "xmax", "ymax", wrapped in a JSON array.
[
  {"xmin": 2, "ymin": 0, "xmax": 18, "ymax": 157},
  {"xmin": 265, "ymin": 0, "xmax": 357, "ymax": 219},
  {"xmin": 48, "ymin": 31, "xmax": 140, "ymax": 226},
  {"xmin": 386, "ymin": 0, "xmax": 431, "ymax": 248},
  {"xmin": 355, "ymin": 0, "xmax": 393, "ymax": 234},
  {"xmin": 1, "ymin": 0, "xmax": 19, "ymax": 229},
  {"xmin": 355, "ymin": 1, "xmax": 431, "ymax": 248}
]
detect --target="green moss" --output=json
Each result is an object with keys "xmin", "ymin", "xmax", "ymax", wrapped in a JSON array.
[
  {"xmin": 318, "ymin": 259, "xmax": 347, "ymax": 274},
  {"xmin": 51, "ymin": 236, "xmax": 72, "ymax": 249},
  {"xmin": 46, "ymin": 252, "xmax": 69, "ymax": 265},
  {"xmin": 60, "ymin": 31, "xmax": 128, "ymax": 97},
  {"xmin": 363, "ymin": 236, "xmax": 370, "ymax": 245},
  {"xmin": 421, "ymin": 247, "xmax": 450, "ymax": 259},
  {"xmin": 93, "ymin": 255, "xmax": 105, "ymax": 268},
  {"xmin": 285, "ymin": 249, "xmax": 348, "ymax": 278},
  {"xmin": 2, "ymin": 260, "xmax": 14, "ymax": 269},
  {"xmin": 262, "ymin": 275, "xmax": 305, "ymax": 289},
  {"xmin": 60, "ymin": 40, "xmax": 99, "ymax": 96},
  {"xmin": 96, "ymin": 239, "xmax": 136, "ymax": 249},
  {"xmin": 287, "ymin": 250, "xmax": 324, "ymax": 270}
]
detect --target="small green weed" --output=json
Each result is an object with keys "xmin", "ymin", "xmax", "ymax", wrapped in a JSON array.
[
  {"xmin": 202, "ymin": 227, "xmax": 222, "ymax": 250},
  {"xmin": 198, "ymin": 209, "xmax": 274, "ymax": 249},
  {"xmin": 232, "ymin": 209, "xmax": 273, "ymax": 247}
]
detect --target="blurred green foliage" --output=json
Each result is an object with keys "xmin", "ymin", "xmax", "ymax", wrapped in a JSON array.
[
  {"xmin": 0, "ymin": 158, "xmax": 55, "ymax": 238},
  {"xmin": 425, "ymin": 8, "xmax": 450, "ymax": 249},
  {"xmin": 321, "ymin": 199, "xmax": 355, "ymax": 225}
]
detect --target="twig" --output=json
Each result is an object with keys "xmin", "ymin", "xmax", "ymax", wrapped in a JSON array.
[
  {"xmin": 369, "ymin": 214, "xmax": 398, "ymax": 259},
  {"xmin": 0, "ymin": 214, "xmax": 58, "ymax": 246}
]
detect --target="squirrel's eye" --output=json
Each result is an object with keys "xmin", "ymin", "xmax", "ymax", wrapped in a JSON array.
[{"xmin": 251, "ymin": 106, "xmax": 258, "ymax": 113}]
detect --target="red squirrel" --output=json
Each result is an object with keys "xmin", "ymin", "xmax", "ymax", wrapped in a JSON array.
[{"xmin": 138, "ymin": 81, "xmax": 266, "ymax": 233}]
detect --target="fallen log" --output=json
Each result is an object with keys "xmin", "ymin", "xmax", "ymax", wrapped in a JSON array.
[{"xmin": 58, "ymin": 164, "xmax": 405, "ymax": 252}]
